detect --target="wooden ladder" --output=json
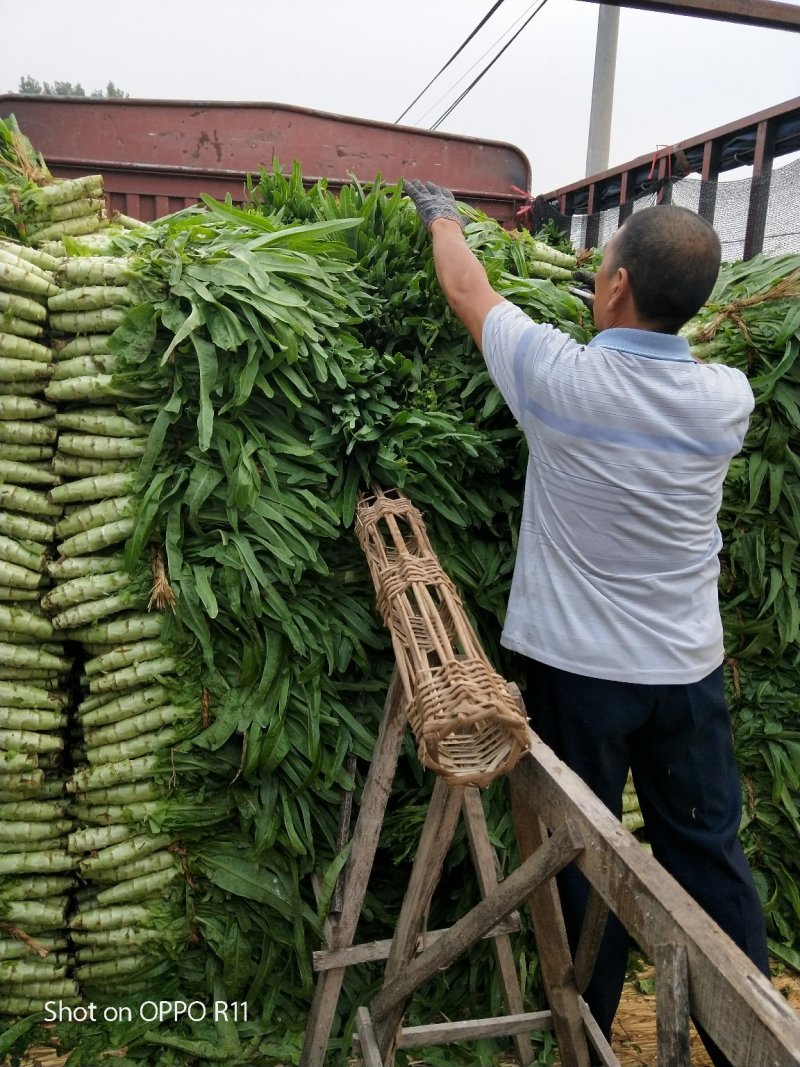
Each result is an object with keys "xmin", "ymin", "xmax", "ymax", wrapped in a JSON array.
[
  {"xmin": 300, "ymin": 671, "xmax": 800, "ymax": 1067},
  {"xmin": 299, "ymin": 671, "xmax": 614, "ymax": 1067}
]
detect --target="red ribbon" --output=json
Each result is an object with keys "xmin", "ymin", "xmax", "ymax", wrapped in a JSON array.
[
  {"xmin": 509, "ymin": 183, "xmax": 533, "ymax": 219},
  {"xmin": 648, "ymin": 146, "xmax": 673, "ymax": 181}
]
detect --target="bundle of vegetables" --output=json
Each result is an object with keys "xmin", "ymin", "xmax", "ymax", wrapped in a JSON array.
[
  {"xmin": 0, "ymin": 117, "xmax": 50, "ymax": 241},
  {"xmin": 682, "ymin": 252, "xmax": 800, "ymax": 968},
  {"xmin": 21, "ymin": 176, "xmax": 109, "ymax": 249},
  {"xmin": 0, "ymin": 658, "xmax": 78, "ymax": 1018},
  {"xmin": 12, "ymin": 245, "xmax": 200, "ymax": 1002},
  {"xmin": 38, "ymin": 225, "xmax": 143, "ymax": 263},
  {"xmin": 0, "ymin": 117, "xmax": 111, "ymax": 249},
  {"xmin": 0, "ymin": 234, "xmax": 81, "ymax": 1020},
  {"xmin": 11, "ymin": 180, "xmax": 593, "ymax": 1065},
  {"xmin": 0, "ymin": 240, "xmax": 59, "ymax": 395}
]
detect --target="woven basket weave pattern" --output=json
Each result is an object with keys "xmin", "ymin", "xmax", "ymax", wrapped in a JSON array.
[{"xmin": 355, "ymin": 488, "xmax": 529, "ymax": 787}]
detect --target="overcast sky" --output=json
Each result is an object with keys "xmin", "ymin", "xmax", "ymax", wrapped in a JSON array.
[{"xmin": 1, "ymin": 0, "xmax": 798, "ymax": 192}]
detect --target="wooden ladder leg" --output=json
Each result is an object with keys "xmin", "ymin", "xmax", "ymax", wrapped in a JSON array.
[
  {"xmin": 373, "ymin": 775, "xmax": 466, "ymax": 1063},
  {"xmin": 371, "ymin": 819, "xmax": 585, "ymax": 1052},
  {"xmin": 654, "ymin": 942, "xmax": 691, "ymax": 1067},
  {"xmin": 509, "ymin": 761, "xmax": 593, "ymax": 1067},
  {"xmin": 573, "ymin": 888, "xmax": 611, "ymax": 996},
  {"xmin": 300, "ymin": 671, "xmax": 406, "ymax": 1067},
  {"xmin": 356, "ymin": 1008, "xmax": 384, "ymax": 1067},
  {"xmin": 462, "ymin": 786, "xmax": 535, "ymax": 1066}
]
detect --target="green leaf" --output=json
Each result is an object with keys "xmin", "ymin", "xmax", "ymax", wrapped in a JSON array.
[
  {"xmin": 124, "ymin": 469, "xmax": 174, "ymax": 568},
  {"xmin": 162, "ymin": 303, "xmax": 203, "ymax": 362},
  {"xmin": 0, "ymin": 1014, "xmax": 45, "ymax": 1057},
  {"xmin": 194, "ymin": 847, "xmax": 295, "ymax": 918},
  {"xmin": 193, "ymin": 333, "xmax": 219, "ymax": 451},
  {"xmin": 109, "ymin": 302, "xmax": 158, "ymax": 362},
  {"xmin": 184, "ymin": 461, "xmax": 225, "ymax": 525},
  {"xmin": 193, "ymin": 563, "xmax": 219, "ymax": 618}
]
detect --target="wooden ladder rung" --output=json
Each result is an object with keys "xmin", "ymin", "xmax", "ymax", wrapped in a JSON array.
[
  {"xmin": 397, "ymin": 1010, "xmax": 553, "ymax": 1048},
  {"xmin": 313, "ymin": 914, "xmax": 521, "ymax": 972},
  {"xmin": 353, "ymin": 1010, "xmax": 554, "ymax": 1053}
]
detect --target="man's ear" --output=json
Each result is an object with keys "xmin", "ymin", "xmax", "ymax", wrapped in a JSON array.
[{"xmin": 606, "ymin": 265, "xmax": 630, "ymax": 313}]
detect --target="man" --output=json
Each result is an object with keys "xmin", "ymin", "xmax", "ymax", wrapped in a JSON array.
[{"xmin": 403, "ymin": 180, "xmax": 770, "ymax": 1067}]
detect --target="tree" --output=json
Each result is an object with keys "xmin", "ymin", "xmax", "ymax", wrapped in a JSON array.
[
  {"xmin": 17, "ymin": 76, "xmax": 129, "ymax": 98},
  {"xmin": 98, "ymin": 82, "xmax": 128, "ymax": 99}
]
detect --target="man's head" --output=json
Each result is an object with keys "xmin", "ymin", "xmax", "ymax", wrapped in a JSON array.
[{"xmin": 593, "ymin": 205, "xmax": 721, "ymax": 334}]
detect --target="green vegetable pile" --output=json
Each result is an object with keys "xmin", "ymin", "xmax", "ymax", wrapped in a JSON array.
[
  {"xmin": 682, "ymin": 254, "xmax": 800, "ymax": 969},
  {"xmin": 0, "ymin": 156, "xmax": 591, "ymax": 1065},
  {"xmin": 0, "ymin": 131, "xmax": 797, "ymax": 1067}
]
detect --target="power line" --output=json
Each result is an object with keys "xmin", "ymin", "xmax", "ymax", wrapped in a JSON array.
[
  {"xmin": 430, "ymin": 0, "xmax": 553, "ymax": 130},
  {"xmin": 412, "ymin": 1, "xmax": 541, "ymax": 128},
  {"xmin": 395, "ymin": 1, "xmax": 509, "ymax": 124}
]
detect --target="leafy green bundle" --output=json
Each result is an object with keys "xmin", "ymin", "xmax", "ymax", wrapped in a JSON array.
[
  {"xmin": 2, "ymin": 160, "xmax": 798, "ymax": 1067},
  {"xmin": 683, "ymin": 253, "xmax": 800, "ymax": 967},
  {"xmin": 8, "ymin": 175, "xmax": 588, "ymax": 1064}
]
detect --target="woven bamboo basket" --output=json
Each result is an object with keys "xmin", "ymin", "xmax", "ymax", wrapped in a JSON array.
[{"xmin": 355, "ymin": 488, "xmax": 529, "ymax": 787}]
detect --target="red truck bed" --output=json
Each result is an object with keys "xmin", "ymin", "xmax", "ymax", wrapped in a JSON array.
[{"xmin": 1, "ymin": 96, "xmax": 532, "ymax": 225}]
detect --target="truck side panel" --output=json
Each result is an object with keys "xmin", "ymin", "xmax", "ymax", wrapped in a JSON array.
[{"xmin": 1, "ymin": 96, "xmax": 532, "ymax": 224}]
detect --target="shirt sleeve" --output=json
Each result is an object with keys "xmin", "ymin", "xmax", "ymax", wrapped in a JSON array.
[{"xmin": 481, "ymin": 301, "xmax": 566, "ymax": 425}]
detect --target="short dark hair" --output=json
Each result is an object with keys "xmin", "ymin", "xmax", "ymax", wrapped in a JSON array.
[{"xmin": 607, "ymin": 205, "xmax": 721, "ymax": 333}]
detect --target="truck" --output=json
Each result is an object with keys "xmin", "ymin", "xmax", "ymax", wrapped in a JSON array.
[{"xmin": 2, "ymin": 91, "xmax": 799, "ymax": 258}]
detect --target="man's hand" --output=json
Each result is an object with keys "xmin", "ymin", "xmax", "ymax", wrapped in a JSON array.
[
  {"xmin": 569, "ymin": 268, "xmax": 596, "ymax": 310},
  {"xmin": 572, "ymin": 268, "xmax": 597, "ymax": 293},
  {"xmin": 403, "ymin": 179, "xmax": 465, "ymax": 231}
]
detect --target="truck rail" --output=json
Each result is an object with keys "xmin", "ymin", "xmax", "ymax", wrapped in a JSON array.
[{"xmin": 538, "ymin": 94, "xmax": 800, "ymax": 257}]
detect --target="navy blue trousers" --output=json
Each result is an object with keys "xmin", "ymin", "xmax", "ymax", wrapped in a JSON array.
[{"xmin": 523, "ymin": 658, "xmax": 770, "ymax": 1067}]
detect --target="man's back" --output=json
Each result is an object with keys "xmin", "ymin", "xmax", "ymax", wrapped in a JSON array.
[{"xmin": 482, "ymin": 302, "xmax": 754, "ymax": 684}]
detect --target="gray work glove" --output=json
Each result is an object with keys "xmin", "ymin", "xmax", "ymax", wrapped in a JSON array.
[
  {"xmin": 569, "ymin": 268, "xmax": 596, "ymax": 310},
  {"xmin": 572, "ymin": 268, "xmax": 596, "ymax": 293},
  {"xmin": 403, "ymin": 179, "xmax": 466, "ymax": 230}
]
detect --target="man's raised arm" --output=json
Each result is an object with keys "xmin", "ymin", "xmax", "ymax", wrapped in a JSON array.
[{"xmin": 403, "ymin": 179, "xmax": 504, "ymax": 350}]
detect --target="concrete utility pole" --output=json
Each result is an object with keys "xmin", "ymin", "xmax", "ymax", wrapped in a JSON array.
[{"xmin": 585, "ymin": 4, "xmax": 620, "ymax": 177}]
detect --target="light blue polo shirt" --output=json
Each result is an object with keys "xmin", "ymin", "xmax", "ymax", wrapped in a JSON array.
[{"xmin": 482, "ymin": 300, "xmax": 754, "ymax": 684}]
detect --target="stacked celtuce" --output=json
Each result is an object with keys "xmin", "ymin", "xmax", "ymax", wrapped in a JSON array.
[
  {"xmin": 0, "ymin": 240, "xmax": 58, "ymax": 398},
  {"xmin": 62, "ymin": 547, "xmax": 195, "ymax": 997},
  {"xmin": 37, "ymin": 246, "xmax": 197, "ymax": 997},
  {"xmin": 24, "ymin": 175, "xmax": 109, "ymax": 249},
  {"xmin": 0, "ymin": 240, "xmax": 80, "ymax": 1014},
  {"xmin": 46, "ymin": 255, "xmax": 141, "ymax": 408}
]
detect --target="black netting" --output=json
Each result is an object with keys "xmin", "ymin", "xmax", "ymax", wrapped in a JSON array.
[
  {"xmin": 758, "ymin": 155, "xmax": 800, "ymax": 257},
  {"xmin": 541, "ymin": 155, "xmax": 800, "ymax": 260}
]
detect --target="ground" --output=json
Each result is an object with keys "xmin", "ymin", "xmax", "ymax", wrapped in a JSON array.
[
  {"xmin": 349, "ymin": 964, "xmax": 800, "ymax": 1067},
  {"xmin": 610, "ymin": 964, "xmax": 800, "ymax": 1067}
]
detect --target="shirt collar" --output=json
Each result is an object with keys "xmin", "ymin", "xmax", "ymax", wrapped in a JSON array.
[{"xmin": 588, "ymin": 327, "xmax": 694, "ymax": 363}]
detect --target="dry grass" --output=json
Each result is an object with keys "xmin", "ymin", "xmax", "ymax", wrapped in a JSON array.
[
  {"xmin": 610, "ymin": 966, "xmax": 800, "ymax": 1067},
  {"xmin": 344, "ymin": 968, "xmax": 800, "ymax": 1067}
]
